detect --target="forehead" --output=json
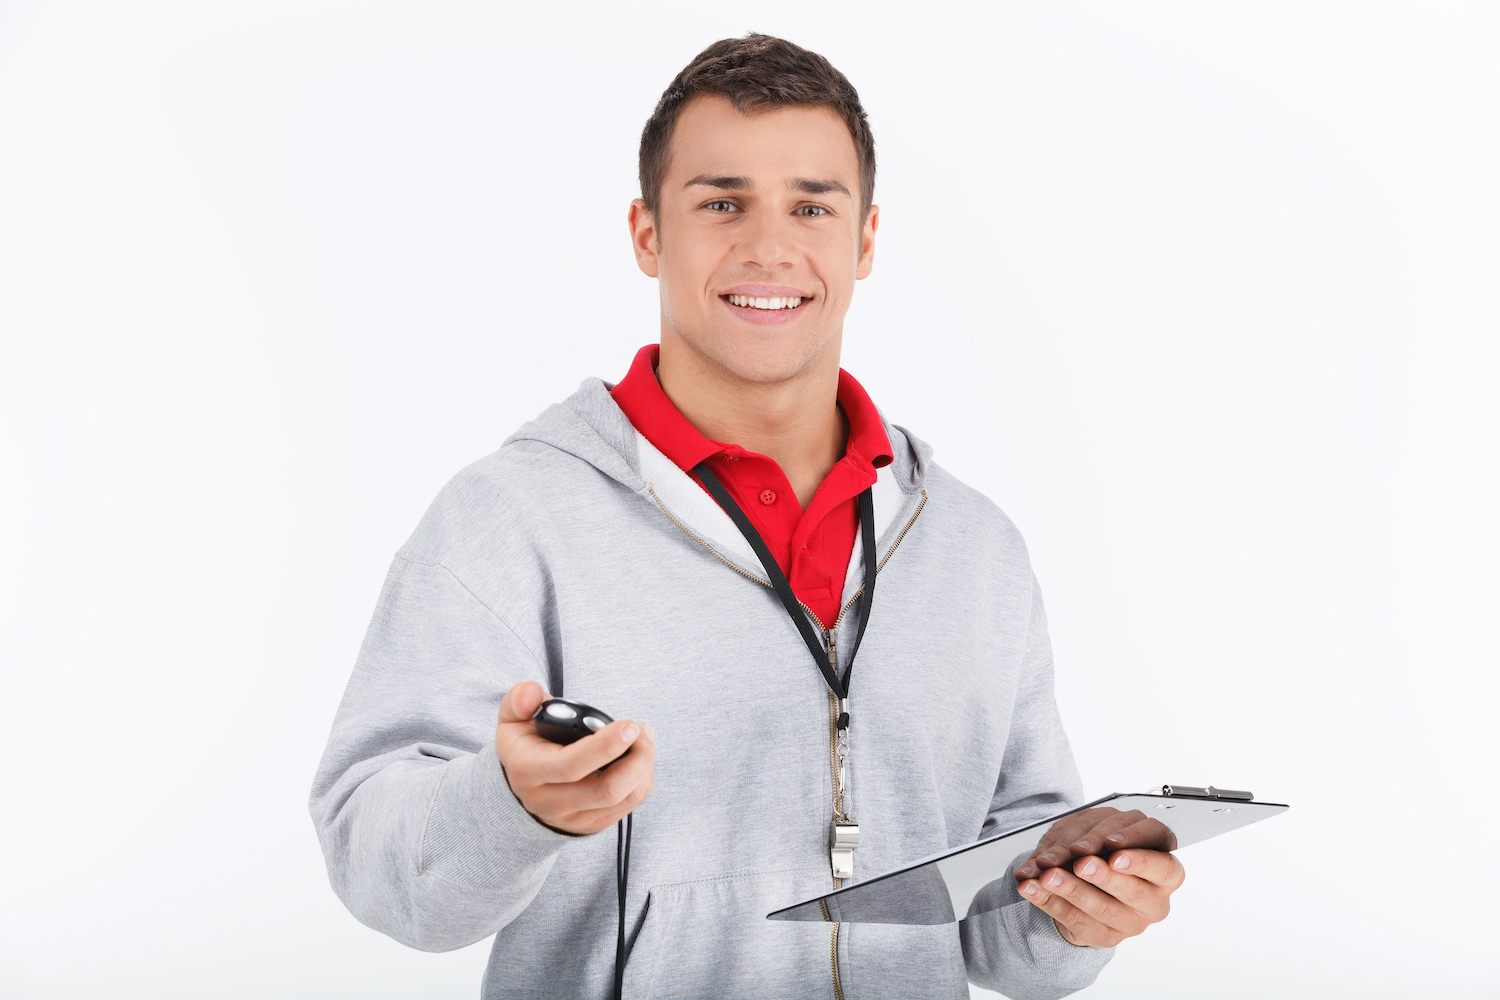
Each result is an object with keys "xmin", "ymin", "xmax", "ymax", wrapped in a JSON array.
[{"xmin": 664, "ymin": 95, "xmax": 859, "ymax": 192}]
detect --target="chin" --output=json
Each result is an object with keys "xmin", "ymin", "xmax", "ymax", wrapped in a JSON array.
[{"xmin": 699, "ymin": 327, "xmax": 833, "ymax": 385}]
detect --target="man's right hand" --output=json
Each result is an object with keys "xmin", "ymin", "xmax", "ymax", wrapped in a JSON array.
[{"xmin": 494, "ymin": 681, "xmax": 656, "ymax": 835}]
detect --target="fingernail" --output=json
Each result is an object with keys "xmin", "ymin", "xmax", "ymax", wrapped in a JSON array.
[
  {"xmin": 621, "ymin": 724, "xmax": 641, "ymax": 742},
  {"xmin": 1021, "ymin": 882, "xmax": 1037, "ymax": 897},
  {"xmin": 1017, "ymin": 866, "xmax": 1035, "ymax": 878},
  {"xmin": 1106, "ymin": 832, "xmax": 1126, "ymax": 844},
  {"xmin": 1045, "ymin": 871, "xmax": 1063, "ymax": 888},
  {"xmin": 1038, "ymin": 853, "xmax": 1058, "ymax": 866},
  {"xmin": 1080, "ymin": 859, "xmax": 1098, "ymax": 877},
  {"xmin": 1113, "ymin": 853, "xmax": 1131, "ymax": 870},
  {"xmin": 1075, "ymin": 840, "xmax": 1093, "ymax": 853},
  {"xmin": 642, "ymin": 724, "xmax": 655, "ymax": 740}
]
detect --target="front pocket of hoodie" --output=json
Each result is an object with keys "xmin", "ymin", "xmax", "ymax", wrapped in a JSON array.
[{"xmin": 624, "ymin": 866, "xmax": 834, "ymax": 999}]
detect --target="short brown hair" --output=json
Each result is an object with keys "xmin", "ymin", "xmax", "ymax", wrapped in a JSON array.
[{"xmin": 639, "ymin": 34, "xmax": 877, "ymax": 220}]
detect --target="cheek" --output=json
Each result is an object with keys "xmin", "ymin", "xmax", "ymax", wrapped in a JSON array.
[
  {"xmin": 812, "ymin": 261, "xmax": 856, "ymax": 305},
  {"xmin": 658, "ymin": 237, "xmax": 720, "ymax": 307},
  {"xmin": 655, "ymin": 255, "xmax": 694, "ymax": 316},
  {"xmin": 808, "ymin": 232, "xmax": 861, "ymax": 296}
]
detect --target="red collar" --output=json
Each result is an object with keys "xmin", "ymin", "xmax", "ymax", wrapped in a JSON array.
[{"xmin": 610, "ymin": 344, "xmax": 893, "ymax": 477}]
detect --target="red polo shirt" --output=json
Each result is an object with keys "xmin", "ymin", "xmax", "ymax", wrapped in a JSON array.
[{"xmin": 612, "ymin": 344, "xmax": 892, "ymax": 630}]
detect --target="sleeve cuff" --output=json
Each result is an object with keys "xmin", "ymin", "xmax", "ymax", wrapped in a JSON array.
[
  {"xmin": 1003, "ymin": 896, "xmax": 1117, "ymax": 971},
  {"xmin": 417, "ymin": 741, "xmax": 576, "ymax": 892},
  {"xmin": 960, "ymin": 859, "xmax": 1115, "ymax": 999}
]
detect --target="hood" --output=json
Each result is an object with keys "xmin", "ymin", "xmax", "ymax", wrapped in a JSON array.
[{"xmin": 505, "ymin": 377, "xmax": 933, "ymax": 588}]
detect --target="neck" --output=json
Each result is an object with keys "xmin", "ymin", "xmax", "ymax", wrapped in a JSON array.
[{"xmin": 656, "ymin": 332, "xmax": 846, "ymax": 509}]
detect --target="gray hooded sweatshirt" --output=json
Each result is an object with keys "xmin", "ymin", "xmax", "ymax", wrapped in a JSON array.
[{"xmin": 310, "ymin": 378, "xmax": 1113, "ymax": 999}]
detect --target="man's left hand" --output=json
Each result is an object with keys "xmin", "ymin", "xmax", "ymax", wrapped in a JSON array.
[{"xmin": 1017, "ymin": 847, "xmax": 1185, "ymax": 948}]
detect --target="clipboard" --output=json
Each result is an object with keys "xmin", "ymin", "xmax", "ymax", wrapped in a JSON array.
[{"xmin": 766, "ymin": 786, "xmax": 1288, "ymax": 926}]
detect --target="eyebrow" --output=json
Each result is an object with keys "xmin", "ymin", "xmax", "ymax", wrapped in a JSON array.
[
  {"xmin": 683, "ymin": 174, "xmax": 750, "ymax": 191},
  {"xmin": 682, "ymin": 174, "xmax": 852, "ymax": 198},
  {"xmin": 791, "ymin": 178, "xmax": 850, "ymax": 198}
]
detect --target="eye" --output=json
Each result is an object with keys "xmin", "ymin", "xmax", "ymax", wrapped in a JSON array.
[
  {"xmin": 795, "ymin": 205, "xmax": 830, "ymax": 217},
  {"xmin": 704, "ymin": 200, "xmax": 740, "ymax": 213}
]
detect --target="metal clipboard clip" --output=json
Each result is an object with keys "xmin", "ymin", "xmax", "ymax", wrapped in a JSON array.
[{"xmin": 1151, "ymin": 784, "xmax": 1255, "ymax": 801}]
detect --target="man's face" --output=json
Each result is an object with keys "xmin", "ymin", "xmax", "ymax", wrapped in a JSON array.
[{"xmin": 630, "ymin": 95, "xmax": 877, "ymax": 385}]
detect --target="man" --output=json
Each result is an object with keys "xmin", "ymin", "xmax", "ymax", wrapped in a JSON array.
[{"xmin": 311, "ymin": 34, "xmax": 1183, "ymax": 999}]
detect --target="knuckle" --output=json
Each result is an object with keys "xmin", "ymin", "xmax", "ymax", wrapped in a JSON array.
[
  {"xmin": 620, "ymin": 777, "xmax": 648, "ymax": 809},
  {"xmin": 559, "ymin": 758, "xmax": 594, "ymax": 784},
  {"xmin": 597, "ymin": 769, "xmax": 626, "ymax": 799},
  {"xmin": 592, "ymin": 780, "xmax": 619, "ymax": 808},
  {"xmin": 610, "ymin": 779, "xmax": 642, "ymax": 809},
  {"xmin": 1059, "ymin": 905, "xmax": 1087, "ymax": 930},
  {"xmin": 1091, "ymin": 897, "xmax": 1121, "ymax": 926}
]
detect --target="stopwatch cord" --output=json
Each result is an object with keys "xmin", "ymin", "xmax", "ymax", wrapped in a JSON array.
[{"xmin": 613, "ymin": 813, "xmax": 633, "ymax": 999}]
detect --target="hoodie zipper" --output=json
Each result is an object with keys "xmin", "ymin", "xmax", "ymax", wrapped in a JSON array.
[{"xmin": 646, "ymin": 485, "xmax": 928, "ymax": 1000}]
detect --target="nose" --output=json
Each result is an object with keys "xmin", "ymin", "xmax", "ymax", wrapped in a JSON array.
[{"xmin": 737, "ymin": 208, "xmax": 795, "ymax": 270}]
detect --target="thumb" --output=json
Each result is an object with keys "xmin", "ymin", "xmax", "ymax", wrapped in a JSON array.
[{"xmin": 497, "ymin": 680, "xmax": 550, "ymax": 727}]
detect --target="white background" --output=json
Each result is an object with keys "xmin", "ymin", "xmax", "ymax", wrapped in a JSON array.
[{"xmin": 1, "ymin": 2, "xmax": 1496, "ymax": 997}]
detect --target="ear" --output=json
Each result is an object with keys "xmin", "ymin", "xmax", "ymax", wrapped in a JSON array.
[
  {"xmin": 855, "ymin": 204, "xmax": 879, "ymax": 280},
  {"xmin": 629, "ymin": 199, "xmax": 660, "ymax": 278}
]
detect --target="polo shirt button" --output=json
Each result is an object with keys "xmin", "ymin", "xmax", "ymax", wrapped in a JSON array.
[{"xmin": 759, "ymin": 489, "xmax": 776, "ymax": 505}]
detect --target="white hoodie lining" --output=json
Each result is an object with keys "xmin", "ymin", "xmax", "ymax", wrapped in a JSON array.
[{"xmin": 635, "ymin": 429, "xmax": 905, "ymax": 612}]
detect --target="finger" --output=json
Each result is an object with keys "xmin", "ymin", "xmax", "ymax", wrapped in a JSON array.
[
  {"xmin": 1043, "ymin": 808, "xmax": 1112, "ymax": 852},
  {"xmin": 1020, "ymin": 812, "xmax": 1099, "ymax": 875},
  {"xmin": 1032, "ymin": 864, "xmax": 1146, "ymax": 941},
  {"xmin": 1014, "ymin": 856, "xmax": 1049, "ymax": 881},
  {"xmin": 1108, "ymin": 848, "xmax": 1186, "ymax": 890},
  {"xmin": 548, "ymin": 791, "xmax": 647, "ymax": 835},
  {"xmin": 1016, "ymin": 877, "xmax": 1125, "ymax": 948},
  {"xmin": 1101, "ymin": 817, "xmax": 1177, "ymax": 853},
  {"xmin": 494, "ymin": 683, "xmax": 552, "ymax": 761},
  {"xmin": 1022, "ymin": 811, "xmax": 1142, "ymax": 878},
  {"xmin": 1017, "ymin": 808, "xmax": 1122, "ymax": 879},
  {"xmin": 530, "ymin": 719, "xmax": 645, "ymax": 784},
  {"xmin": 497, "ymin": 681, "xmax": 550, "ymax": 727},
  {"xmin": 527, "ymin": 727, "xmax": 656, "ymax": 833},
  {"xmin": 530, "ymin": 772, "xmax": 652, "ymax": 833},
  {"xmin": 1067, "ymin": 810, "xmax": 1146, "ymax": 857},
  {"xmin": 1072, "ymin": 855, "xmax": 1171, "ymax": 923},
  {"xmin": 574, "ymin": 725, "xmax": 656, "ymax": 809},
  {"xmin": 562, "ymin": 759, "xmax": 657, "ymax": 829}
]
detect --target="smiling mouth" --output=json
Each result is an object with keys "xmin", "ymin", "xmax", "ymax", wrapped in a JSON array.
[{"xmin": 723, "ymin": 294, "xmax": 806, "ymax": 311}]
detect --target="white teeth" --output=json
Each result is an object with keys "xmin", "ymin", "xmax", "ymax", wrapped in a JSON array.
[{"xmin": 728, "ymin": 295, "xmax": 803, "ymax": 310}]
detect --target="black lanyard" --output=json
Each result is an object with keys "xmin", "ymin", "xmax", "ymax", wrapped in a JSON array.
[{"xmin": 693, "ymin": 462, "xmax": 876, "ymax": 730}]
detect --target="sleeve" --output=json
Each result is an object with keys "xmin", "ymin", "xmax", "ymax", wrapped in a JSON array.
[
  {"xmin": 960, "ymin": 575, "xmax": 1114, "ymax": 998},
  {"xmin": 308, "ymin": 555, "xmax": 575, "ymax": 952}
]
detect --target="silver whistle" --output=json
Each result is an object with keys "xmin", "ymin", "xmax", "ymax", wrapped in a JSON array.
[{"xmin": 830, "ymin": 822, "xmax": 860, "ymax": 880}]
